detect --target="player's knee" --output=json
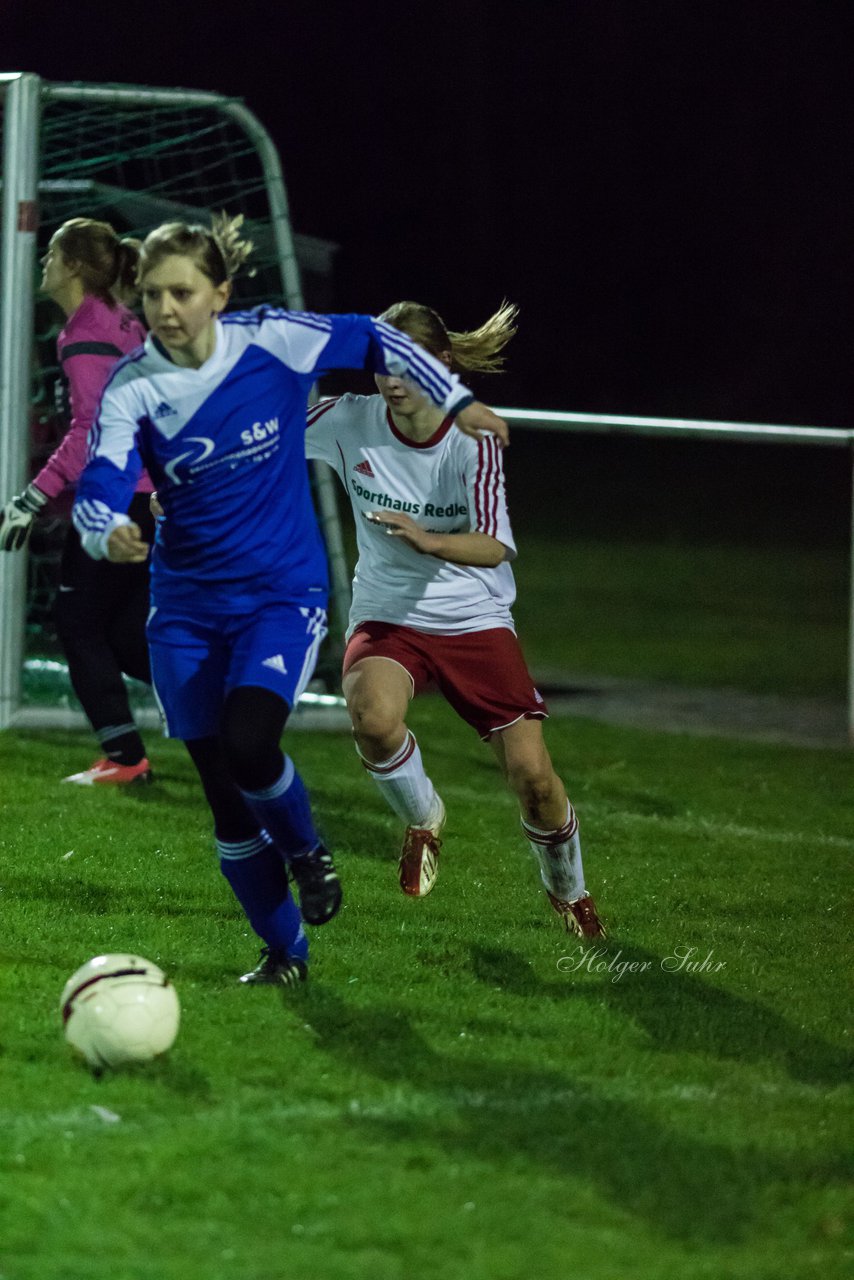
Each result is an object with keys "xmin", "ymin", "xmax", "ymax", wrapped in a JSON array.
[
  {"xmin": 506, "ymin": 759, "xmax": 557, "ymax": 810},
  {"xmin": 346, "ymin": 692, "xmax": 402, "ymax": 750},
  {"xmin": 220, "ymin": 687, "xmax": 287, "ymax": 790},
  {"xmin": 221, "ymin": 728, "xmax": 280, "ymax": 790}
]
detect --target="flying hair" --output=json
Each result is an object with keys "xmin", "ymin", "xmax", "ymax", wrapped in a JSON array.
[
  {"xmin": 379, "ymin": 299, "xmax": 518, "ymax": 374},
  {"xmin": 139, "ymin": 212, "xmax": 255, "ymax": 285},
  {"xmin": 210, "ymin": 211, "xmax": 255, "ymax": 280}
]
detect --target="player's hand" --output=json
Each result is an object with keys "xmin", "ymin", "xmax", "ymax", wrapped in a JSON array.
[
  {"xmin": 454, "ymin": 401, "xmax": 509, "ymax": 448},
  {"xmin": 150, "ymin": 491, "xmax": 164, "ymax": 518},
  {"xmin": 366, "ymin": 510, "xmax": 436, "ymax": 554},
  {"xmin": 0, "ymin": 483, "xmax": 47, "ymax": 551},
  {"xmin": 107, "ymin": 523, "xmax": 149, "ymax": 563}
]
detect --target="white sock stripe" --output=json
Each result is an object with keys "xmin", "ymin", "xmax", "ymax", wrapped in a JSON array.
[
  {"xmin": 216, "ymin": 834, "xmax": 271, "ymax": 860},
  {"xmin": 361, "ymin": 731, "xmax": 416, "ymax": 776},
  {"xmin": 96, "ymin": 722, "xmax": 137, "ymax": 743},
  {"xmin": 243, "ymin": 755, "xmax": 296, "ymax": 802}
]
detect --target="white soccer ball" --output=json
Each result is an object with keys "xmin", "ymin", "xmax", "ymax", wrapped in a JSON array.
[{"xmin": 60, "ymin": 953, "xmax": 180, "ymax": 1071}]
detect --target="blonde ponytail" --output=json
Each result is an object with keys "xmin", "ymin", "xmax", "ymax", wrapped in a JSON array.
[
  {"xmin": 447, "ymin": 300, "xmax": 518, "ymax": 374},
  {"xmin": 380, "ymin": 299, "xmax": 518, "ymax": 374},
  {"xmin": 210, "ymin": 211, "xmax": 255, "ymax": 280}
]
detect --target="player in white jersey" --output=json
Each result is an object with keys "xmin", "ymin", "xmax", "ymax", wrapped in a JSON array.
[
  {"xmin": 73, "ymin": 217, "xmax": 508, "ymax": 986},
  {"xmin": 306, "ymin": 301, "xmax": 605, "ymax": 939}
]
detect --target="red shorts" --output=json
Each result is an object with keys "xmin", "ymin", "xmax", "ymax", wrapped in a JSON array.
[{"xmin": 343, "ymin": 622, "xmax": 548, "ymax": 740}]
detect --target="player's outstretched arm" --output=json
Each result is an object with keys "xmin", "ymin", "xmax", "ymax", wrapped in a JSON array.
[{"xmin": 454, "ymin": 401, "xmax": 509, "ymax": 447}]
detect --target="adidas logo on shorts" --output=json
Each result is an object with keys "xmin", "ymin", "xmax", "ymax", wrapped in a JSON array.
[{"xmin": 262, "ymin": 654, "xmax": 288, "ymax": 675}]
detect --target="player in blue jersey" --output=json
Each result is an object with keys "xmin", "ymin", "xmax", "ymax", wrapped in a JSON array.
[{"xmin": 73, "ymin": 214, "xmax": 507, "ymax": 986}]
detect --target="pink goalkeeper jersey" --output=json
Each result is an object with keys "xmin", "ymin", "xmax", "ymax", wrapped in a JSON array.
[
  {"xmin": 34, "ymin": 293, "xmax": 151, "ymax": 505},
  {"xmin": 305, "ymin": 392, "xmax": 518, "ymax": 637}
]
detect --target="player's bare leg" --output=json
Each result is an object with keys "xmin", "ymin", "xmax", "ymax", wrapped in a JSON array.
[
  {"xmin": 344, "ymin": 657, "xmax": 445, "ymax": 896},
  {"xmin": 489, "ymin": 718, "xmax": 605, "ymax": 938}
]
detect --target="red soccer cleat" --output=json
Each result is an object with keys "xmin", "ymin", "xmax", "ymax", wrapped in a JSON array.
[
  {"xmin": 398, "ymin": 798, "xmax": 445, "ymax": 897},
  {"xmin": 547, "ymin": 891, "xmax": 607, "ymax": 939}
]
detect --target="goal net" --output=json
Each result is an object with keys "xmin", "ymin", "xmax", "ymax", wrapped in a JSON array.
[{"xmin": 0, "ymin": 75, "xmax": 351, "ymax": 729}]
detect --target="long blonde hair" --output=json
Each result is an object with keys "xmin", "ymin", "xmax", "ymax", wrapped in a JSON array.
[{"xmin": 380, "ymin": 299, "xmax": 518, "ymax": 374}]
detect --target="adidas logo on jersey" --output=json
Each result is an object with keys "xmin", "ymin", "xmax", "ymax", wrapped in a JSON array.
[
  {"xmin": 353, "ymin": 460, "xmax": 375, "ymax": 477},
  {"xmin": 262, "ymin": 654, "xmax": 288, "ymax": 675},
  {"xmin": 153, "ymin": 401, "xmax": 177, "ymax": 419}
]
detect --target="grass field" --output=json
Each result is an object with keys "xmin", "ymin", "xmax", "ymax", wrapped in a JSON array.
[
  {"xmin": 1, "ymin": 697, "xmax": 851, "ymax": 1280},
  {"xmin": 23, "ymin": 530, "xmax": 848, "ymax": 714},
  {"xmin": 512, "ymin": 534, "xmax": 848, "ymax": 699}
]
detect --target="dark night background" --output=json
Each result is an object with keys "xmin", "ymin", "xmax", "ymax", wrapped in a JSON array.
[{"xmin": 2, "ymin": 0, "xmax": 852, "ymax": 542}]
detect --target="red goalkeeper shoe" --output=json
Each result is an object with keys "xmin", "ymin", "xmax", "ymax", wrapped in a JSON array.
[
  {"xmin": 62, "ymin": 757, "xmax": 152, "ymax": 786},
  {"xmin": 547, "ymin": 891, "xmax": 607, "ymax": 940}
]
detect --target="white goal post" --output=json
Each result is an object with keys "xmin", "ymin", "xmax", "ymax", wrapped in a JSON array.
[{"xmin": 0, "ymin": 72, "xmax": 351, "ymax": 729}]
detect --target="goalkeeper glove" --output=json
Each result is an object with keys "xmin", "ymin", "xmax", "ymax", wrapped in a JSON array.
[{"xmin": 0, "ymin": 483, "xmax": 48, "ymax": 551}]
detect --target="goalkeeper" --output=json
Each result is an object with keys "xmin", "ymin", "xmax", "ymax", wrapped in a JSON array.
[
  {"xmin": 0, "ymin": 218, "xmax": 154, "ymax": 785},
  {"xmin": 305, "ymin": 301, "xmax": 605, "ymax": 939}
]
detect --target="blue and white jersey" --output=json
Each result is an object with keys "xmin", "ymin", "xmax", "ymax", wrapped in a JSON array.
[{"xmin": 73, "ymin": 308, "xmax": 474, "ymax": 612}]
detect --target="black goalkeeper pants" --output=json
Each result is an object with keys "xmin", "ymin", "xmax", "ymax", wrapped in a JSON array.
[{"xmin": 54, "ymin": 491, "xmax": 154, "ymax": 738}]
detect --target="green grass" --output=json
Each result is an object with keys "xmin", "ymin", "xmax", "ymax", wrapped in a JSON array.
[
  {"xmin": 0, "ymin": 701, "xmax": 851, "ymax": 1280},
  {"xmin": 512, "ymin": 534, "xmax": 848, "ymax": 698},
  {"xmin": 22, "ymin": 530, "xmax": 849, "ymax": 708}
]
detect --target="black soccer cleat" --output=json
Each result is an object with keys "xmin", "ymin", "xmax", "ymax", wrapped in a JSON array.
[
  {"xmin": 239, "ymin": 947, "xmax": 308, "ymax": 987},
  {"xmin": 289, "ymin": 843, "xmax": 342, "ymax": 925}
]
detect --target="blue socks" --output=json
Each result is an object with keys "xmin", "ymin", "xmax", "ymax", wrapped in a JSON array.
[
  {"xmin": 217, "ymin": 831, "xmax": 308, "ymax": 963},
  {"xmin": 240, "ymin": 756, "xmax": 319, "ymax": 862}
]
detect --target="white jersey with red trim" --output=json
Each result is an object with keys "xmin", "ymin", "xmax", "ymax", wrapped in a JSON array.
[{"xmin": 306, "ymin": 393, "xmax": 517, "ymax": 636}]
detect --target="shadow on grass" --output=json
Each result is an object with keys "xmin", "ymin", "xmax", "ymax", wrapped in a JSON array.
[
  {"xmin": 312, "ymin": 807, "xmax": 410, "ymax": 865},
  {"xmin": 291, "ymin": 985, "xmax": 847, "ymax": 1245},
  {"xmin": 0, "ymin": 871, "xmax": 235, "ymax": 922},
  {"xmin": 469, "ymin": 944, "xmax": 850, "ymax": 1087}
]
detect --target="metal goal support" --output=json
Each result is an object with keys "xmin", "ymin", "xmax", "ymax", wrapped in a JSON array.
[{"xmin": 0, "ymin": 72, "xmax": 351, "ymax": 729}]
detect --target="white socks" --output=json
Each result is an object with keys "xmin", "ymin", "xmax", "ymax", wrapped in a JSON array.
[
  {"xmin": 357, "ymin": 731, "xmax": 441, "ymax": 829},
  {"xmin": 522, "ymin": 802, "xmax": 586, "ymax": 901}
]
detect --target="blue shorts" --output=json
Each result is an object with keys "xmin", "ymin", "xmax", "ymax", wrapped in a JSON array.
[{"xmin": 147, "ymin": 601, "xmax": 328, "ymax": 740}]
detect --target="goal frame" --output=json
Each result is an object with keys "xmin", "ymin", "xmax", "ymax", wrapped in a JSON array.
[{"xmin": 0, "ymin": 73, "xmax": 351, "ymax": 729}]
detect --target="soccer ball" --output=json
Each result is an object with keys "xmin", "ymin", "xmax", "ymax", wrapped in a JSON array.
[{"xmin": 60, "ymin": 953, "xmax": 180, "ymax": 1071}]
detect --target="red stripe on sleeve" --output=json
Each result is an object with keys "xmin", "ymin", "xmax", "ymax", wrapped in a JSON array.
[
  {"xmin": 306, "ymin": 396, "xmax": 340, "ymax": 425},
  {"xmin": 475, "ymin": 437, "xmax": 499, "ymax": 537}
]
